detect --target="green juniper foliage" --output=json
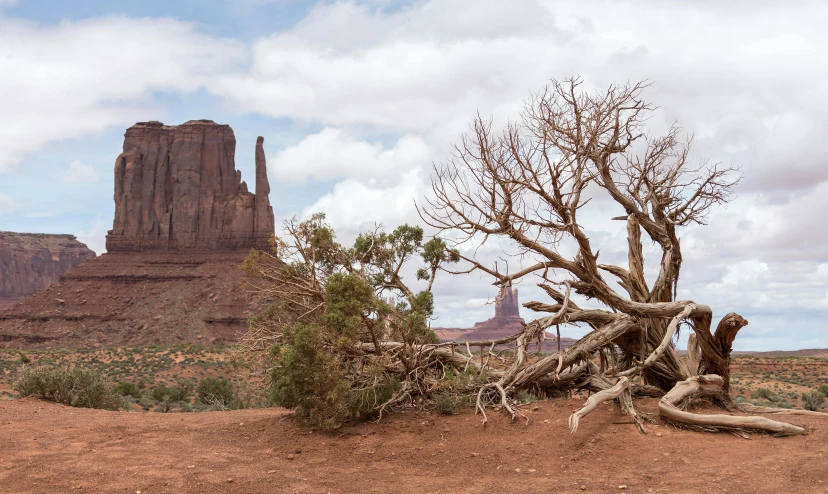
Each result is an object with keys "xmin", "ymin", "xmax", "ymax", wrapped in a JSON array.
[
  {"xmin": 196, "ymin": 376, "xmax": 234, "ymax": 406},
  {"xmin": 244, "ymin": 214, "xmax": 459, "ymax": 428},
  {"xmin": 113, "ymin": 381, "xmax": 142, "ymax": 399}
]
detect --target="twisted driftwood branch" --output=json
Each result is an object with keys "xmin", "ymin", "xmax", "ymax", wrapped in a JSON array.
[
  {"xmin": 659, "ymin": 375, "xmax": 807, "ymax": 436},
  {"xmin": 569, "ymin": 377, "xmax": 631, "ymax": 434}
]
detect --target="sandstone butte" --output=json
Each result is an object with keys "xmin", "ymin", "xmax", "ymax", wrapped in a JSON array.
[
  {"xmin": 434, "ymin": 286, "xmax": 577, "ymax": 351},
  {"xmin": 107, "ymin": 120, "xmax": 274, "ymax": 251},
  {"xmin": 0, "ymin": 232, "xmax": 96, "ymax": 312},
  {"xmin": 0, "ymin": 120, "xmax": 275, "ymax": 348}
]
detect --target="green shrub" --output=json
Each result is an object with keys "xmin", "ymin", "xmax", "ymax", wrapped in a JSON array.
[
  {"xmin": 152, "ymin": 379, "xmax": 193, "ymax": 404},
  {"xmin": 151, "ymin": 383, "xmax": 175, "ymax": 403},
  {"xmin": 517, "ymin": 390, "xmax": 540, "ymax": 404},
  {"xmin": 173, "ymin": 378, "xmax": 195, "ymax": 401},
  {"xmin": 818, "ymin": 384, "xmax": 828, "ymax": 396},
  {"xmin": 751, "ymin": 388, "xmax": 774, "ymax": 400},
  {"xmin": 196, "ymin": 376, "xmax": 234, "ymax": 406},
  {"xmin": 14, "ymin": 365, "xmax": 122, "ymax": 410},
  {"xmin": 434, "ymin": 391, "xmax": 468, "ymax": 415},
  {"xmin": 802, "ymin": 391, "xmax": 825, "ymax": 411},
  {"xmin": 269, "ymin": 323, "xmax": 398, "ymax": 429},
  {"xmin": 19, "ymin": 353, "xmax": 31, "ymax": 364},
  {"xmin": 138, "ymin": 394, "xmax": 154, "ymax": 410},
  {"xmin": 113, "ymin": 381, "xmax": 141, "ymax": 399}
]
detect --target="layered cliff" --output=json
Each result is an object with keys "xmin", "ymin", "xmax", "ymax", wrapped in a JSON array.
[
  {"xmin": 0, "ymin": 232, "xmax": 96, "ymax": 309},
  {"xmin": 106, "ymin": 120, "xmax": 274, "ymax": 251},
  {"xmin": 0, "ymin": 250, "xmax": 256, "ymax": 346}
]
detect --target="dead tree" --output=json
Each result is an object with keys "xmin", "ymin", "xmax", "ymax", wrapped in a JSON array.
[{"xmin": 419, "ymin": 77, "xmax": 812, "ymax": 435}]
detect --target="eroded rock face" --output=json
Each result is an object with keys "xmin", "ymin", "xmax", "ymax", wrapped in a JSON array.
[
  {"xmin": 494, "ymin": 286, "xmax": 520, "ymax": 318},
  {"xmin": 0, "ymin": 232, "xmax": 96, "ymax": 304},
  {"xmin": 0, "ymin": 250, "xmax": 257, "ymax": 347},
  {"xmin": 434, "ymin": 286, "xmax": 576, "ymax": 350},
  {"xmin": 106, "ymin": 120, "xmax": 274, "ymax": 251}
]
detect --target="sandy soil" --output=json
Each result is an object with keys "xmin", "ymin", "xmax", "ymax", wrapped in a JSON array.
[{"xmin": 2, "ymin": 397, "xmax": 827, "ymax": 493}]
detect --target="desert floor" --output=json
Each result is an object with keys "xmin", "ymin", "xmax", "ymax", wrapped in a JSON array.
[{"xmin": 2, "ymin": 396, "xmax": 827, "ymax": 493}]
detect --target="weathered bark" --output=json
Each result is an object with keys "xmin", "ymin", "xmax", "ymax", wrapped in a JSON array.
[
  {"xmin": 569, "ymin": 377, "xmax": 631, "ymax": 434},
  {"xmin": 695, "ymin": 312, "xmax": 749, "ymax": 397},
  {"xmin": 686, "ymin": 333, "xmax": 701, "ymax": 376},
  {"xmin": 659, "ymin": 375, "xmax": 807, "ymax": 436}
]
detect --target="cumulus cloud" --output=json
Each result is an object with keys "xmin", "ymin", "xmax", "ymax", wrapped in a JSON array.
[
  {"xmin": 0, "ymin": 193, "xmax": 14, "ymax": 214},
  {"xmin": 300, "ymin": 167, "xmax": 426, "ymax": 240},
  {"xmin": 74, "ymin": 216, "xmax": 108, "ymax": 256},
  {"xmin": 271, "ymin": 128, "xmax": 433, "ymax": 186},
  {"xmin": 0, "ymin": 15, "xmax": 245, "ymax": 173},
  {"xmin": 60, "ymin": 160, "xmax": 99, "ymax": 184},
  {"xmin": 208, "ymin": 0, "xmax": 563, "ymax": 137}
]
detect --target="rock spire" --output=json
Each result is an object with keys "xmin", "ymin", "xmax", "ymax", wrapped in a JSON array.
[{"xmin": 494, "ymin": 286, "xmax": 520, "ymax": 318}]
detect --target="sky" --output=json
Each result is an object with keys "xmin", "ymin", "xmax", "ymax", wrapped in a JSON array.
[{"xmin": 1, "ymin": 0, "xmax": 827, "ymax": 350}]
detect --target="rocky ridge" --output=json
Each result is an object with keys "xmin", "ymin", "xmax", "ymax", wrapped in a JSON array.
[{"xmin": 0, "ymin": 232, "xmax": 95, "ymax": 312}]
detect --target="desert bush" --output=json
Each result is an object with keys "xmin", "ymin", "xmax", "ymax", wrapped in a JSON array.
[
  {"xmin": 151, "ymin": 383, "xmax": 175, "ymax": 403},
  {"xmin": 14, "ymin": 365, "xmax": 122, "ymax": 410},
  {"xmin": 751, "ymin": 388, "xmax": 774, "ymax": 400},
  {"xmin": 434, "ymin": 391, "xmax": 468, "ymax": 415},
  {"xmin": 174, "ymin": 378, "xmax": 195, "ymax": 401},
  {"xmin": 269, "ymin": 323, "xmax": 399, "ymax": 429},
  {"xmin": 138, "ymin": 394, "xmax": 154, "ymax": 410},
  {"xmin": 151, "ymin": 379, "xmax": 193, "ymax": 404},
  {"xmin": 244, "ymin": 218, "xmax": 455, "ymax": 428},
  {"xmin": 818, "ymin": 384, "xmax": 828, "ymax": 396},
  {"xmin": 517, "ymin": 390, "xmax": 541, "ymax": 404},
  {"xmin": 801, "ymin": 391, "xmax": 825, "ymax": 411},
  {"xmin": 113, "ymin": 381, "xmax": 141, "ymax": 399},
  {"xmin": 196, "ymin": 376, "xmax": 234, "ymax": 406}
]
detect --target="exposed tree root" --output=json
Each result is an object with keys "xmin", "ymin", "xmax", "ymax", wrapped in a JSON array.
[
  {"xmin": 659, "ymin": 375, "xmax": 807, "ymax": 436},
  {"xmin": 618, "ymin": 386, "xmax": 648, "ymax": 433},
  {"xmin": 569, "ymin": 377, "xmax": 631, "ymax": 434}
]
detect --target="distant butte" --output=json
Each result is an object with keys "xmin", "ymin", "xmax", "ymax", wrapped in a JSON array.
[
  {"xmin": 0, "ymin": 120, "xmax": 275, "ymax": 348},
  {"xmin": 107, "ymin": 120, "xmax": 274, "ymax": 251},
  {"xmin": 0, "ymin": 232, "xmax": 95, "ymax": 312},
  {"xmin": 434, "ymin": 286, "xmax": 577, "ymax": 351}
]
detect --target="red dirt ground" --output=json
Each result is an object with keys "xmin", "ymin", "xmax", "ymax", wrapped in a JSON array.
[{"xmin": 2, "ymin": 397, "xmax": 827, "ymax": 493}]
